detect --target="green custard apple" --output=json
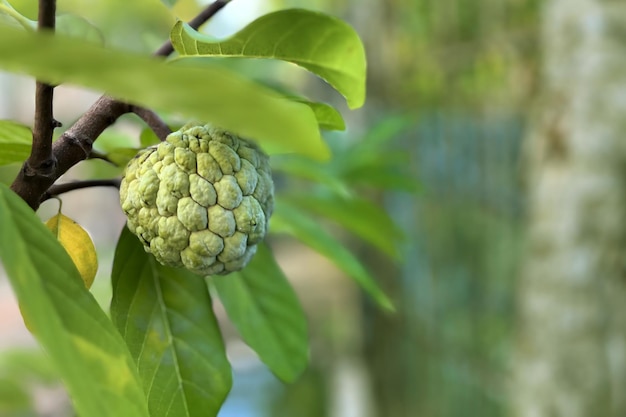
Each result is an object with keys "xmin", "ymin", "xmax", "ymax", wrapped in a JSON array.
[{"xmin": 119, "ymin": 123, "xmax": 274, "ymax": 275}]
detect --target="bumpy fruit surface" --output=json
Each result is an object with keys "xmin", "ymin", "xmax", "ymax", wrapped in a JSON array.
[{"xmin": 120, "ymin": 123, "xmax": 274, "ymax": 276}]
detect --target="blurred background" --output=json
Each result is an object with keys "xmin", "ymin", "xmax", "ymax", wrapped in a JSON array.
[{"xmin": 2, "ymin": 0, "xmax": 625, "ymax": 416}]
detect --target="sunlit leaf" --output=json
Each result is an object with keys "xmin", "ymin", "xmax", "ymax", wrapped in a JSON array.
[
  {"xmin": 271, "ymin": 200, "xmax": 394, "ymax": 311},
  {"xmin": 212, "ymin": 243, "xmax": 308, "ymax": 382},
  {"xmin": 0, "ymin": 120, "xmax": 31, "ymax": 166},
  {"xmin": 0, "ymin": 183, "xmax": 149, "ymax": 417},
  {"xmin": 0, "ymin": 25, "xmax": 328, "ymax": 160},
  {"xmin": 171, "ymin": 9, "xmax": 367, "ymax": 108},
  {"xmin": 111, "ymin": 227, "xmax": 232, "ymax": 417}
]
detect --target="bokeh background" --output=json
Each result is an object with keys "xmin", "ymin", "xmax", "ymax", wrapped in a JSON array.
[{"xmin": 3, "ymin": 0, "xmax": 625, "ymax": 416}]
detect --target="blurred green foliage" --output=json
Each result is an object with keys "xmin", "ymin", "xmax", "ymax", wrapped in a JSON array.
[{"xmin": 271, "ymin": 0, "xmax": 539, "ymax": 416}]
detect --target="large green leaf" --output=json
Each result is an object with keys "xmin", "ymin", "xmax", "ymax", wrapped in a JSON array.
[
  {"xmin": 212, "ymin": 243, "xmax": 308, "ymax": 383},
  {"xmin": 111, "ymin": 227, "xmax": 231, "ymax": 417},
  {"xmin": 0, "ymin": 120, "xmax": 31, "ymax": 166},
  {"xmin": 0, "ymin": 25, "xmax": 328, "ymax": 160},
  {"xmin": 280, "ymin": 192, "xmax": 403, "ymax": 260},
  {"xmin": 171, "ymin": 9, "xmax": 366, "ymax": 109},
  {"xmin": 271, "ymin": 200, "xmax": 394, "ymax": 311},
  {"xmin": 0, "ymin": 183, "xmax": 149, "ymax": 417}
]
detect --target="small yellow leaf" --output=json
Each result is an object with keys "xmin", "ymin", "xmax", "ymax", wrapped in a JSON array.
[{"xmin": 45, "ymin": 213, "xmax": 98, "ymax": 289}]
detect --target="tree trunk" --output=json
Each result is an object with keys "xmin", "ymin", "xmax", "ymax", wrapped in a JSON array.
[{"xmin": 513, "ymin": 1, "xmax": 626, "ymax": 416}]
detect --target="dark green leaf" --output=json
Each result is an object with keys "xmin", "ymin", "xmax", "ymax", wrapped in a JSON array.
[
  {"xmin": 270, "ymin": 200, "xmax": 394, "ymax": 311},
  {"xmin": 0, "ymin": 120, "xmax": 31, "ymax": 166},
  {"xmin": 212, "ymin": 243, "xmax": 308, "ymax": 382},
  {"xmin": 111, "ymin": 227, "xmax": 232, "ymax": 417},
  {"xmin": 0, "ymin": 183, "xmax": 149, "ymax": 417},
  {"xmin": 171, "ymin": 9, "xmax": 366, "ymax": 108},
  {"xmin": 280, "ymin": 192, "xmax": 403, "ymax": 260},
  {"xmin": 0, "ymin": 25, "xmax": 328, "ymax": 160}
]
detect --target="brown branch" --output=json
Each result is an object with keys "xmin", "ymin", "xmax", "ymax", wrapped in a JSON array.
[
  {"xmin": 154, "ymin": 0, "xmax": 231, "ymax": 57},
  {"xmin": 10, "ymin": 0, "xmax": 231, "ymax": 210},
  {"xmin": 131, "ymin": 105, "xmax": 172, "ymax": 141},
  {"xmin": 11, "ymin": 97, "xmax": 130, "ymax": 209},
  {"xmin": 42, "ymin": 178, "xmax": 121, "ymax": 202},
  {"xmin": 25, "ymin": 0, "xmax": 58, "ymax": 179}
]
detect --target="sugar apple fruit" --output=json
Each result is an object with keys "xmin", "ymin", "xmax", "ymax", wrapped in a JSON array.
[{"xmin": 119, "ymin": 123, "xmax": 274, "ymax": 276}]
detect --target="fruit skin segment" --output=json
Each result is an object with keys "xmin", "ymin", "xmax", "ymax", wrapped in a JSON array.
[{"xmin": 120, "ymin": 123, "xmax": 274, "ymax": 276}]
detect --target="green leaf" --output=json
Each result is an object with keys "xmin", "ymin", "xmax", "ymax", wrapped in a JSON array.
[
  {"xmin": 296, "ymin": 100, "xmax": 345, "ymax": 131},
  {"xmin": 280, "ymin": 192, "xmax": 403, "ymax": 260},
  {"xmin": 0, "ymin": 0, "xmax": 34, "ymax": 30},
  {"xmin": 0, "ymin": 183, "xmax": 149, "ymax": 417},
  {"xmin": 56, "ymin": 13, "xmax": 104, "ymax": 44},
  {"xmin": 0, "ymin": 120, "xmax": 31, "ymax": 166},
  {"xmin": 111, "ymin": 227, "xmax": 232, "ymax": 417},
  {"xmin": 212, "ymin": 243, "xmax": 308, "ymax": 382},
  {"xmin": 0, "ymin": 377, "xmax": 31, "ymax": 415},
  {"xmin": 0, "ymin": 349, "xmax": 59, "ymax": 384},
  {"xmin": 171, "ymin": 9, "xmax": 367, "ymax": 108},
  {"xmin": 106, "ymin": 147, "xmax": 141, "ymax": 167},
  {"xmin": 271, "ymin": 200, "xmax": 394, "ymax": 311},
  {"xmin": 271, "ymin": 154, "xmax": 351, "ymax": 197},
  {"xmin": 160, "ymin": 0, "xmax": 179, "ymax": 7},
  {"xmin": 0, "ymin": 25, "xmax": 328, "ymax": 160},
  {"xmin": 341, "ymin": 167, "xmax": 420, "ymax": 192},
  {"xmin": 140, "ymin": 127, "xmax": 162, "ymax": 147}
]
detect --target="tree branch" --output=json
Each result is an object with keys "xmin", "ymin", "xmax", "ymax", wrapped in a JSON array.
[
  {"xmin": 42, "ymin": 178, "xmax": 121, "ymax": 202},
  {"xmin": 25, "ymin": 0, "xmax": 58, "ymax": 179},
  {"xmin": 131, "ymin": 105, "xmax": 172, "ymax": 141},
  {"xmin": 154, "ymin": 0, "xmax": 231, "ymax": 57},
  {"xmin": 10, "ymin": 0, "xmax": 231, "ymax": 210}
]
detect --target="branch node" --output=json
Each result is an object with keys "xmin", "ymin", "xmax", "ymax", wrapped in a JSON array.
[
  {"xmin": 65, "ymin": 133, "xmax": 93, "ymax": 158},
  {"xmin": 52, "ymin": 118, "xmax": 62, "ymax": 128}
]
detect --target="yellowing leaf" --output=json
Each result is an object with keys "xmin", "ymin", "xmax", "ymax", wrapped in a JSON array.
[{"xmin": 45, "ymin": 214, "xmax": 98, "ymax": 289}]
